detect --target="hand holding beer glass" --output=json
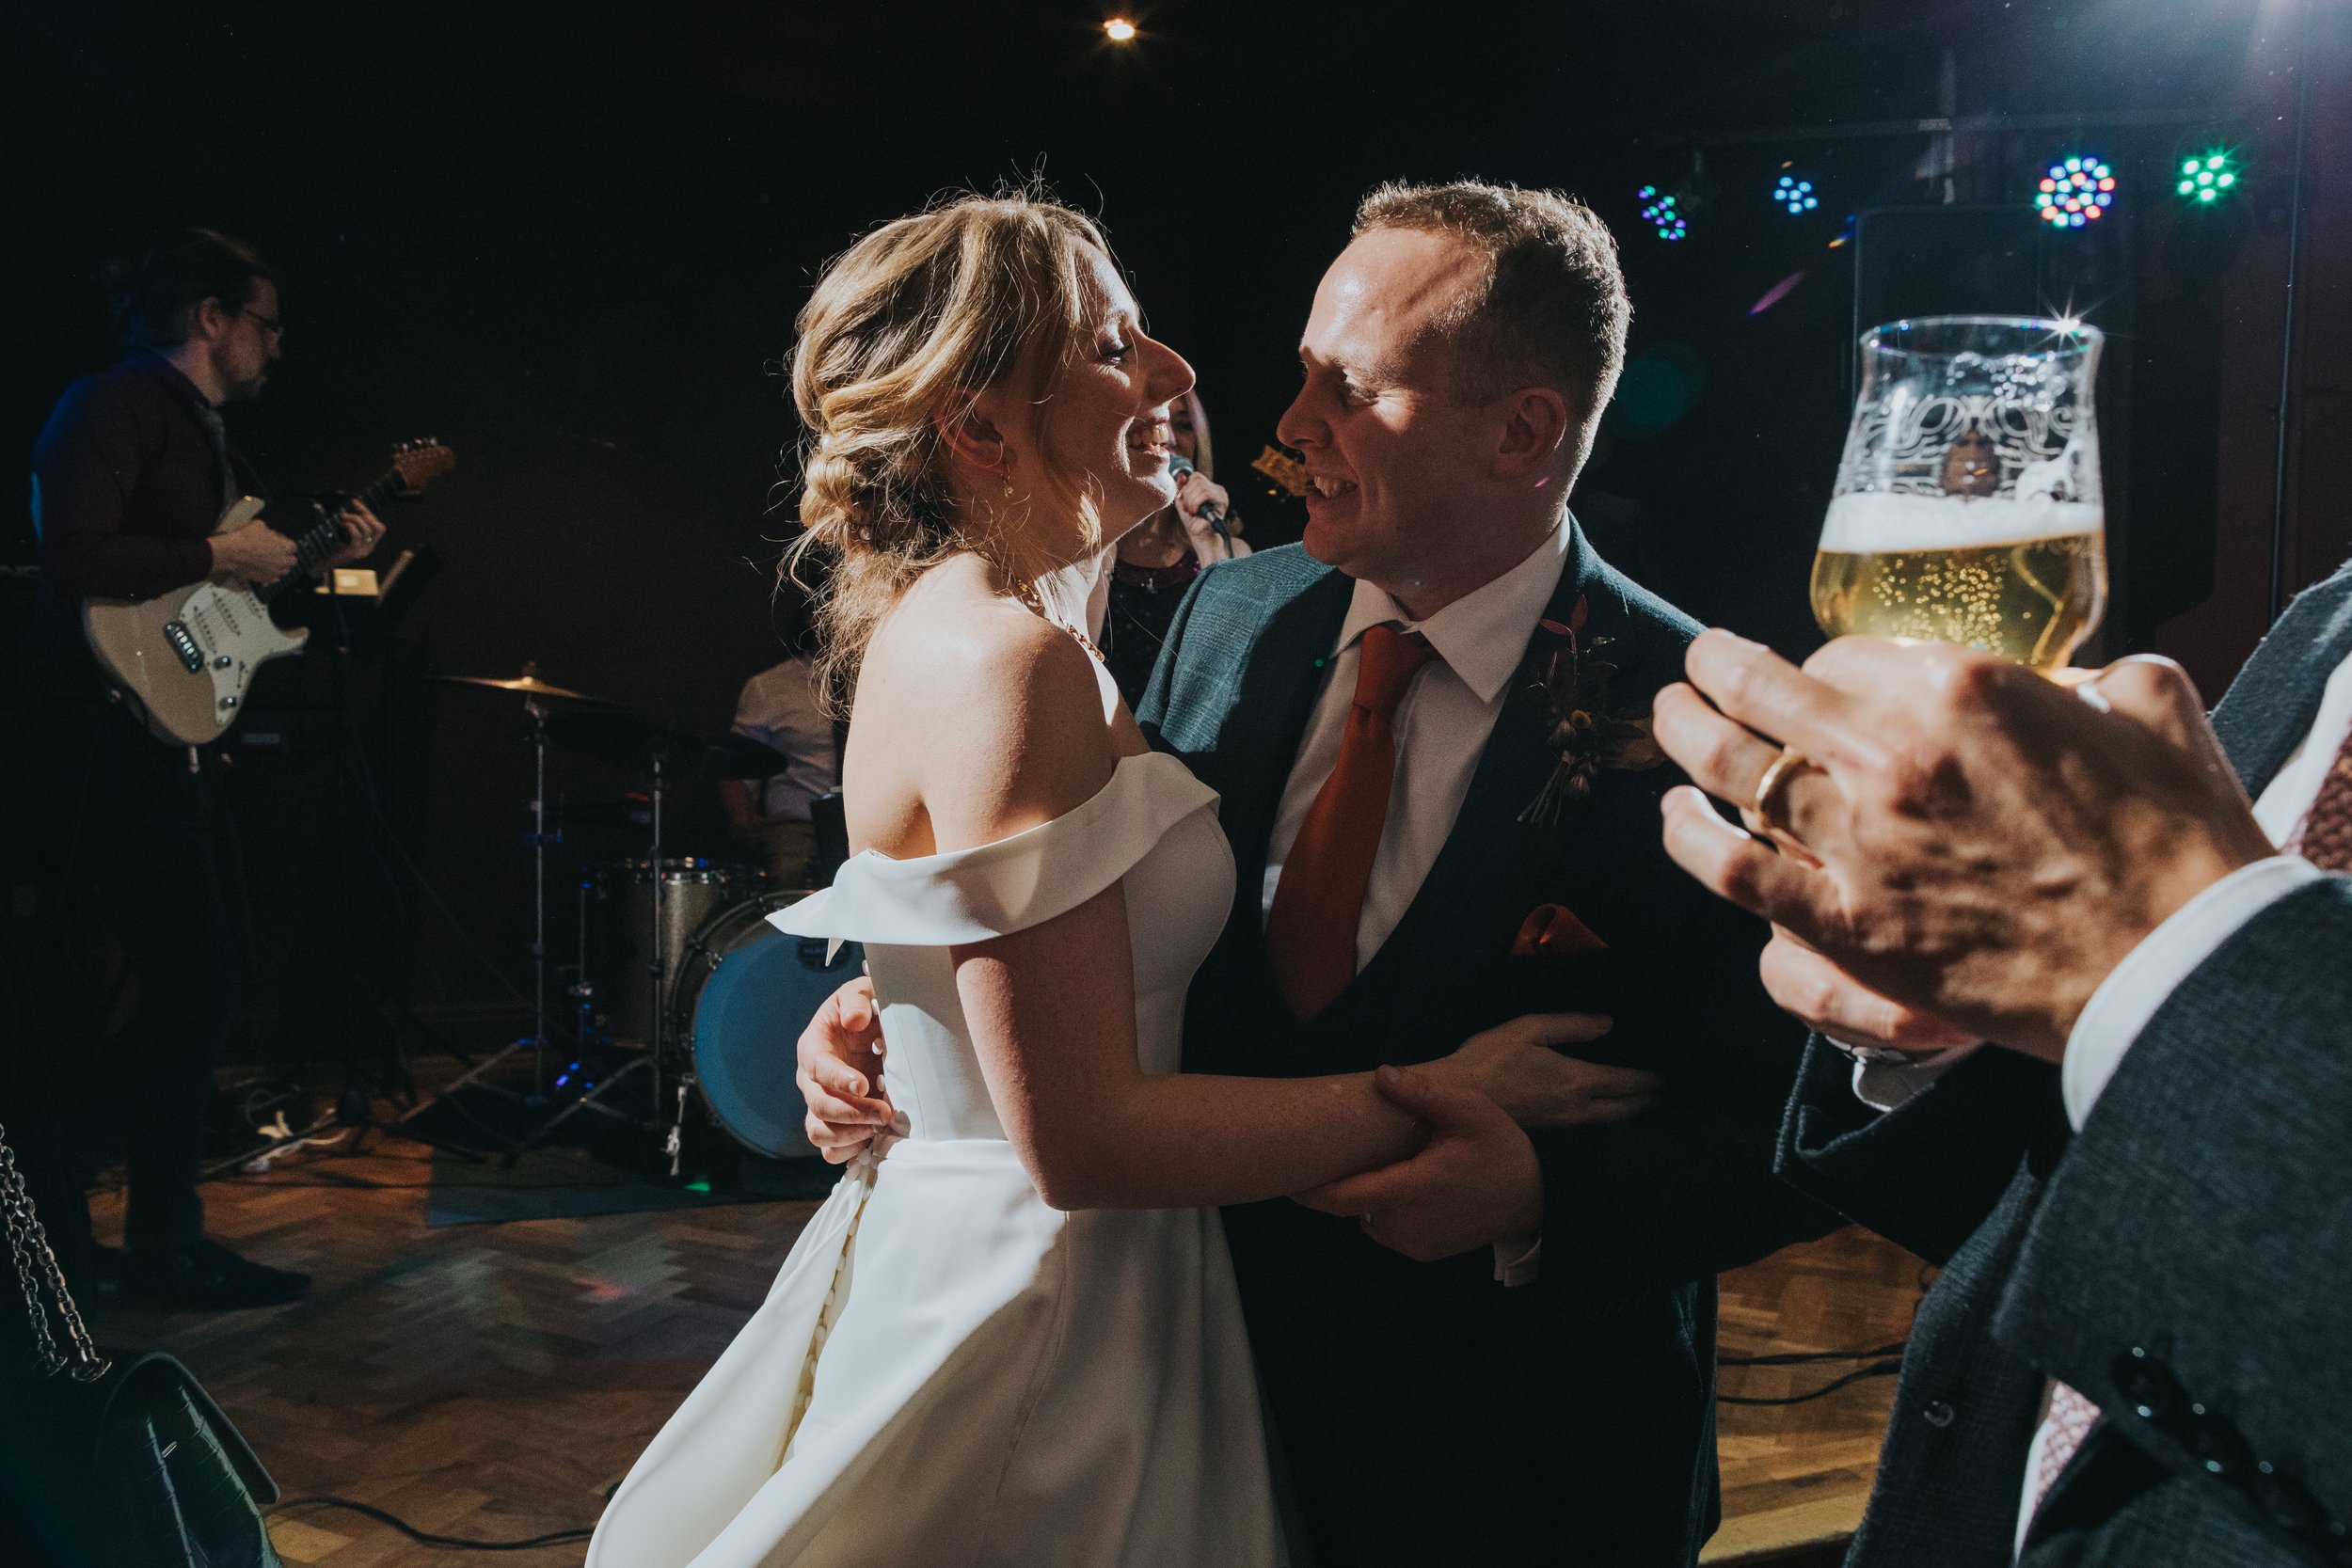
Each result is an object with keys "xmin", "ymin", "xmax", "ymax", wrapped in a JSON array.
[{"xmin": 1810, "ymin": 316, "xmax": 2106, "ymax": 671}]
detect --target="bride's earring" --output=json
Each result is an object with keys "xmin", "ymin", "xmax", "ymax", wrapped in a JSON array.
[{"xmin": 1001, "ymin": 472, "xmax": 1016, "ymax": 499}]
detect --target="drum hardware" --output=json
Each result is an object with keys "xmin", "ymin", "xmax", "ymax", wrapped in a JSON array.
[
  {"xmin": 426, "ymin": 664, "xmax": 612, "ymax": 1112},
  {"xmin": 399, "ymin": 678, "xmax": 835, "ymax": 1167},
  {"xmin": 523, "ymin": 712, "xmax": 786, "ymax": 1154},
  {"xmin": 520, "ymin": 741, "xmax": 678, "ymax": 1152},
  {"xmin": 661, "ymin": 890, "xmax": 863, "ymax": 1163},
  {"xmin": 542, "ymin": 709, "xmax": 789, "ymax": 782}
]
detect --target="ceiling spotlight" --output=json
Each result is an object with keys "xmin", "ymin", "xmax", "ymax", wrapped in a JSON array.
[
  {"xmin": 1773, "ymin": 173, "xmax": 1820, "ymax": 215},
  {"xmin": 1103, "ymin": 17, "xmax": 1137, "ymax": 41},
  {"xmin": 1637, "ymin": 184, "xmax": 1689, "ymax": 242},
  {"xmin": 2175, "ymin": 149, "xmax": 2241, "ymax": 206},
  {"xmin": 2034, "ymin": 154, "xmax": 2116, "ymax": 229}
]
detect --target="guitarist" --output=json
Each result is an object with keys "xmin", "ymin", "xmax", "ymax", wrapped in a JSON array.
[{"xmin": 9, "ymin": 229, "xmax": 380, "ymax": 1311}]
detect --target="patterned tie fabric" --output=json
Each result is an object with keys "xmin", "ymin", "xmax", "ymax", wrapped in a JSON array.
[
  {"xmin": 1266, "ymin": 623, "xmax": 1437, "ymax": 1021},
  {"xmin": 2029, "ymin": 1380, "xmax": 2104, "ymax": 1519},
  {"xmin": 2290, "ymin": 721, "xmax": 2352, "ymax": 870}
]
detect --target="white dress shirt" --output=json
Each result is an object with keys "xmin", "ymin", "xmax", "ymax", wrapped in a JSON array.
[
  {"xmin": 1841, "ymin": 646, "xmax": 2352, "ymax": 1557},
  {"xmin": 1262, "ymin": 521, "xmax": 1572, "ymax": 959},
  {"xmin": 2058, "ymin": 644, "xmax": 2352, "ymax": 1124},
  {"xmin": 1260, "ymin": 519, "xmax": 1571, "ymax": 1287}
]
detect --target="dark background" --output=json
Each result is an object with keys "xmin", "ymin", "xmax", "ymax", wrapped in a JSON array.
[{"xmin": 5, "ymin": 0, "xmax": 2342, "ymax": 1065}]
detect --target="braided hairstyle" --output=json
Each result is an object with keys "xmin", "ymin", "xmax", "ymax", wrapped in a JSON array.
[{"xmin": 786, "ymin": 191, "xmax": 1113, "ymax": 713}]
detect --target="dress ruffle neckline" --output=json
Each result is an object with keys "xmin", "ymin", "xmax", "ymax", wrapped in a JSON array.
[{"xmin": 771, "ymin": 751, "xmax": 1218, "ymax": 948}]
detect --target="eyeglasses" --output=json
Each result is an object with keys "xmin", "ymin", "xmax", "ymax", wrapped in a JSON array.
[{"xmin": 239, "ymin": 308, "xmax": 284, "ymax": 339}]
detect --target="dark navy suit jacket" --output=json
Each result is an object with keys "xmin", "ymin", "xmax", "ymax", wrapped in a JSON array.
[{"xmin": 1138, "ymin": 527, "xmax": 1833, "ymax": 1567}]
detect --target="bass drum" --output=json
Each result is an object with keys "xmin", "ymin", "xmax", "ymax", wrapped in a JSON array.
[{"xmin": 669, "ymin": 891, "xmax": 864, "ymax": 1160}]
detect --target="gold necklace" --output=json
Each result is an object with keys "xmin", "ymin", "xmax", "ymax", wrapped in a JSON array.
[{"xmin": 1009, "ymin": 578, "xmax": 1106, "ymax": 666}]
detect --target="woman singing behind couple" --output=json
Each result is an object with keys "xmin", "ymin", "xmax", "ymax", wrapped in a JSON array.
[{"xmin": 588, "ymin": 193, "xmax": 1595, "ymax": 1567}]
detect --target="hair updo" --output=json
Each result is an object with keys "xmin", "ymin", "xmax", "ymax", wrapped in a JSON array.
[{"xmin": 787, "ymin": 191, "xmax": 1113, "ymax": 711}]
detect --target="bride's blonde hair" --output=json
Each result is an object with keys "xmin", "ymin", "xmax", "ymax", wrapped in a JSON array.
[{"xmin": 787, "ymin": 191, "xmax": 1113, "ymax": 711}]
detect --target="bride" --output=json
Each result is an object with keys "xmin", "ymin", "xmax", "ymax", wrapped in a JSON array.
[{"xmin": 588, "ymin": 192, "xmax": 1592, "ymax": 1568}]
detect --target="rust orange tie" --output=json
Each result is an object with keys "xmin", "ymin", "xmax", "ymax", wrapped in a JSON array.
[{"xmin": 1266, "ymin": 623, "xmax": 1437, "ymax": 1021}]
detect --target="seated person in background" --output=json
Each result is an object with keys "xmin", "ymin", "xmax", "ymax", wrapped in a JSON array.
[
  {"xmin": 1098, "ymin": 388, "xmax": 1247, "ymax": 707},
  {"xmin": 719, "ymin": 600, "xmax": 840, "ymax": 886}
]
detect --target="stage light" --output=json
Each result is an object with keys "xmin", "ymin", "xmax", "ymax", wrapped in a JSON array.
[
  {"xmin": 1637, "ymin": 184, "xmax": 1689, "ymax": 242},
  {"xmin": 2034, "ymin": 154, "xmax": 2115, "ymax": 229},
  {"xmin": 1772, "ymin": 173, "xmax": 1820, "ymax": 215},
  {"xmin": 1103, "ymin": 17, "xmax": 1137, "ymax": 40},
  {"xmin": 2175, "ymin": 149, "xmax": 2241, "ymax": 206}
]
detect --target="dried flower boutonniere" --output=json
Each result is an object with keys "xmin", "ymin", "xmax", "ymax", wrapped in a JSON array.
[{"xmin": 1518, "ymin": 595, "xmax": 1665, "ymax": 829}]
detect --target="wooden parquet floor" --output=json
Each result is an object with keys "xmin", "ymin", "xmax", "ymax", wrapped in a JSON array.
[
  {"xmin": 83, "ymin": 1122, "xmax": 1926, "ymax": 1566},
  {"xmin": 1708, "ymin": 1228, "xmax": 1931, "ymax": 1563}
]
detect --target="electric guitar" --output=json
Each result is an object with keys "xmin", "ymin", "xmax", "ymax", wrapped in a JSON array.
[{"xmin": 84, "ymin": 438, "xmax": 455, "ymax": 745}]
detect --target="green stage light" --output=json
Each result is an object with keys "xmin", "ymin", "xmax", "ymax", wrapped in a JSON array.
[{"xmin": 2176, "ymin": 150, "xmax": 2242, "ymax": 207}]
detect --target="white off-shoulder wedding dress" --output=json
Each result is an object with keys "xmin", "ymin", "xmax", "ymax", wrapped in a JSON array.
[{"xmin": 586, "ymin": 660, "xmax": 1285, "ymax": 1568}]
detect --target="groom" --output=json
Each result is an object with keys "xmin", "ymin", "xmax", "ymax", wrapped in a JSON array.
[{"xmin": 803, "ymin": 181, "xmax": 1830, "ymax": 1564}]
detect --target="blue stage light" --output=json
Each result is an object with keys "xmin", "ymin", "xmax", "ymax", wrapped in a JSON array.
[{"xmin": 1772, "ymin": 173, "xmax": 1820, "ymax": 215}]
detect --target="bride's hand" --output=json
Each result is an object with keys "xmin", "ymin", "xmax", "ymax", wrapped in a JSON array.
[
  {"xmin": 798, "ymin": 975, "xmax": 898, "ymax": 1164},
  {"xmin": 1435, "ymin": 1013, "xmax": 1663, "ymax": 1129}
]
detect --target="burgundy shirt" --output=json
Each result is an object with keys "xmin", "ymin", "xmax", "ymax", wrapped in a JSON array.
[{"xmin": 25, "ymin": 351, "xmax": 242, "ymax": 700}]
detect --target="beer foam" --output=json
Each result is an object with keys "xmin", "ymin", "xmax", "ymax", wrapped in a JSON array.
[{"xmin": 1818, "ymin": 493, "xmax": 2104, "ymax": 553}]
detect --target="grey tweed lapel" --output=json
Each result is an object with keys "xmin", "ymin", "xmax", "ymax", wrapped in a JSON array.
[{"xmin": 2210, "ymin": 558, "xmax": 2352, "ymax": 797}]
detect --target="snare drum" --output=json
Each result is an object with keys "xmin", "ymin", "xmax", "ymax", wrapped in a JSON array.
[{"xmin": 667, "ymin": 891, "xmax": 863, "ymax": 1160}]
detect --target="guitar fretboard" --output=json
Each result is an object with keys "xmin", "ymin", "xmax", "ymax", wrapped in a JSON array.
[{"xmin": 254, "ymin": 468, "xmax": 403, "ymax": 606}]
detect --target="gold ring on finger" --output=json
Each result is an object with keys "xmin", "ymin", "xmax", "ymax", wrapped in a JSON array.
[{"xmin": 1750, "ymin": 746, "xmax": 1815, "ymax": 826}]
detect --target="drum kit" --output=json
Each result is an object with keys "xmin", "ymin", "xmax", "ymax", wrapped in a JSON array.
[{"xmin": 423, "ymin": 665, "xmax": 859, "ymax": 1169}]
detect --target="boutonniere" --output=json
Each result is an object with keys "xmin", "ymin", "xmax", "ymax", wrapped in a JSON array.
[{"xmin": 1517, "ymin": 594, "xmax": 1665, "ymax": 830}]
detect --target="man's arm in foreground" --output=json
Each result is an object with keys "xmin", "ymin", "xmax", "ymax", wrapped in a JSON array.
[{"xmin": 2000, "ymin": 880, "xmax": 2352, "ymax": 1546}]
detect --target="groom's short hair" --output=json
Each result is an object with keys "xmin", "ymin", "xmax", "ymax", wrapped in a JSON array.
[{"xmin": 1353, "ymin": 181, "xmax": 1629, "ymax": 466}]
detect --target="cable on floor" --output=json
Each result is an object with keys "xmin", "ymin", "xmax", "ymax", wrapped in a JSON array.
[{"xmin": 267, "ymin": 1495, "xmax": 596, "ymax": 1551}]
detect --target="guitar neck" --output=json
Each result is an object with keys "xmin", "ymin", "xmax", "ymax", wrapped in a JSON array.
[{"xmin": 254, "ymin": 467, "xmax": 399, "ymax": 605}]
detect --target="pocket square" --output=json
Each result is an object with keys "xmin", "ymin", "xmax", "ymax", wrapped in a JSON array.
[{"xmin": 1510, "ymin": 902, "xmax": 1607, "ymax": 957}]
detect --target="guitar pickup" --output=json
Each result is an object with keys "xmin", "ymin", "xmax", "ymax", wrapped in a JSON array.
[{"xmin": 162, "ymin": 621, "xmax": 204, "ymax": 673}]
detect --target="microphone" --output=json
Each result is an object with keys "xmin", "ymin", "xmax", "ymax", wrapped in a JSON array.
[{"xmin": 1168, "ymin": 453, "xmax": 1232, "ymax": 545}]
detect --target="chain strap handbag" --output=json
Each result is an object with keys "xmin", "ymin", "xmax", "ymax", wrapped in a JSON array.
[{"xmin": 0, "ymin": 1119, "xmax": 282, "ymax": 1568}]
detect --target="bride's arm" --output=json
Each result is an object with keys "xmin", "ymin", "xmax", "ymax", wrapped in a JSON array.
[
  {"xmin": 915, "ymin": 620, "xmax": 1575, "ymax": 1212},
  {"xmin": 957, "ymin": 881, "xmax": 1438, "ymax": 1211}
]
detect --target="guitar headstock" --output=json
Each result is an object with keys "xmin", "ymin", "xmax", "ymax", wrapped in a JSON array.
[
  {"xmin": 1249, "ymin": 444, "xmax": 1310, "ymax": 499},
  {"xmin": 389, "ymin": 438, "xmax": 456, "ymax": 497}
]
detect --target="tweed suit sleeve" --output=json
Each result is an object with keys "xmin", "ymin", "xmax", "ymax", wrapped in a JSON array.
[
  {"xmin": 1133, "ymin": 566, "xmax": 1208, "ymax": 743},
  {"xmin": 1993, "ymin": 878, "xmax": 2352, "ymax": 1553},
  {"xmin": 1775, "ymin": 1037, "xmax": 2063, "ymax": 1266}
]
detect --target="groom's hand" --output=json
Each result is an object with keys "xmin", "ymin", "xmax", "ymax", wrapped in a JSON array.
[
  {"xmin": 1293, "ymin": 1064, "xmax": 1542, "ymax": 1263},
  {"xmin": 797, "ymin": 975, "xmax": 896, "ymax": 1164}
]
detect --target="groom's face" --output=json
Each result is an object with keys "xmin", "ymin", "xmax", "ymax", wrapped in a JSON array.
[{"xmin": 1279, "ymin": 228, "xmax": 1499, "ymax": 607}]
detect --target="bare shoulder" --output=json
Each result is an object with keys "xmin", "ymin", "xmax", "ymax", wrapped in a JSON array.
[{"xmin": 856, "ymin": 562, "xmax": 1115, "ymax": 855}]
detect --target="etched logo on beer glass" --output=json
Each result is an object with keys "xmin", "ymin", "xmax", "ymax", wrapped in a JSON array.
[{"xmin": 1810, "ymin": 316, "xmax": 2106, "ymax": 671}]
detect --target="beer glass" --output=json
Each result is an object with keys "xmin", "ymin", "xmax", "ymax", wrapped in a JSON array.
[{"xmin": 1810, "ymin": 316, "xmax": 2106, "ymax": 671}]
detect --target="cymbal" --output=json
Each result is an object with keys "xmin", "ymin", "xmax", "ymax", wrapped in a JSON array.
[
  {"xmin": 545, "ymin": 709, "xmax": 790, "ymax": 780},
  {"xmin": 438, "ymin": 670, "xmax": 610, "ymax": 704}
]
